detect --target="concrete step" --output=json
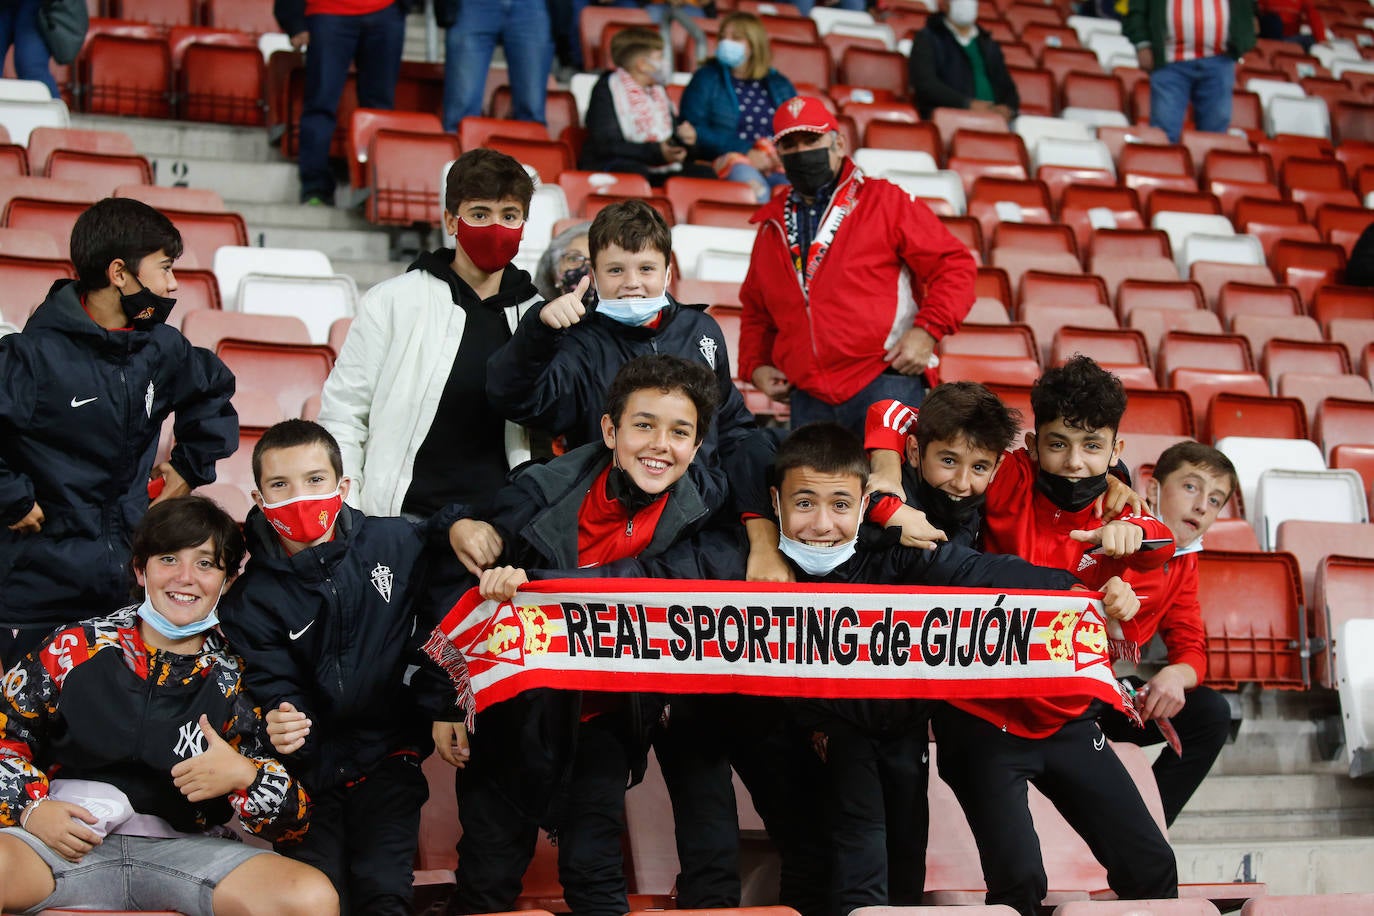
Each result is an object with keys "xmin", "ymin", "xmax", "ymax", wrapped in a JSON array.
[
  {"xmin": 1186, "ymin": 773, "xmax": 1374, "ymax": 814},
  {"xmin": 71, "ymin": 114, "xmax": 277, "ymax": 164},
  {"xmin": 249, "ymin": 223, "xmax": 392, "ymax": 262},
  {"xmin": 233, "ymin": 200, "xmax": 375, "ymax": 233},
  {"xmin": 1171, "ymin": 808, "xmax": 1374, "ymax": 842},
  {"xmin": 1175, "ymin": 836, "xmax": 1374, "ymax": 896},
  {"xmin": 143, "ymin": 157, "xmax": 299, "ymax": 206}
]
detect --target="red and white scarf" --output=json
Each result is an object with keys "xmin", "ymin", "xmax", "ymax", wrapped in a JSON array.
[
  {"xmin": 422, "ymin": 578, "xmax": 1142, "ymax": 730},
  {"xmin": 786, "ymin": 167, "xmax": 864, "ymax": 291},
  {"xmin": 609, "ymin": 68, "xmax": 675, "ymax": 143}
]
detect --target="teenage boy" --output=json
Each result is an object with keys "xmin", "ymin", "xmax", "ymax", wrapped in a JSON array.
[
  {"xmin": 929, "ymin": 356, "xmax": 1180, "ymax": 916},
  {"xmin": 0, "ymin": 198, "xmax": 237, "ymax": 666},
  {"xmin": 218, "ymin": 419, "xmax": 467, "ymax": 915},
  {"xmin": 318, "ymin": 148, "xmax": 542, "ymax": 529},
  {"xmin": 439, "ymin": 354, "xmax": 722, "ymax": 916},
  {"xmin": 1098, "ymin": 441, "xmax": 1237, "ymax": 825}
]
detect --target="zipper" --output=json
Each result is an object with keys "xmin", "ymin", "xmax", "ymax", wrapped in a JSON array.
[
  {"xmin": 320, "ymin": 554, "xmax": 344, "ymax": 696},
  {"xmin": 625, "ymin": 518, "xmax": 633, "ymax": 537},
  {"xmin": 133, "ymin": 649, "xmax": 158, "ymax": 759}
]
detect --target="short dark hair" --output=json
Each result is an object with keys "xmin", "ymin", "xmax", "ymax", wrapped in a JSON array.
[
  {"xmin": 131, "ymin": 496, "xmax": 245, "ymax": 579},
  {"xmin": 71, "ymin": 198, "xmax": 183, "ymax": 293},
  {"xmin": 588, "ymin": 199, "xmax": 672, "ymax": 268},
  {"xmin": 916, "ymin": 381, "xmax": 1022, "ymax": 456},
  {"xmin": 1030, "ymin": 355, "xmax": 1127, "ymax": 435},
  {"xmin": 604, "ymin": 354, "xmax": 719, "ymax": 444},
  {"xmin": 774, "ymin": 422, "xmax": 870, "ymax": 491},
  {"xmin": 609, "ymin": 27, "xmax": 664, "ymax": 69},
  {"xmin": 1153, "ymin": 440, "xmax": 1239, "ymax": 501},
  {"xmin": 444, "ymin": 148, "xmax": 535, "ymax": 216},
  {"xmin": 252, "ymin": 419, "xmax": 345, "ymax": 488}
]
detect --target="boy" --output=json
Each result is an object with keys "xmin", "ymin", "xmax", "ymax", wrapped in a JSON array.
[
  {"xmin": 929, "ymin": 356, "xmax": 1180, "ymax": 916},
  {"xmin": 1099, "ymin": 441, "xmax": 1237, "ymax": 824},
  {"xmin": 439, "ymin": 354, "xmax": 723, "ymax": 916},
  {"xmin": 218, "ymin": 420, "xmax": 467, "ymax": 915},
  {"xmin": 0, "ymin": 197, "xmax": 237, "ymax": 666}
]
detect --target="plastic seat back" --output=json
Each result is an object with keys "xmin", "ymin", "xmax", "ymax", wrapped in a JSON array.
[
  {"xmin": 1231, "ymin": 314, "xmax": 1322, "ymax": 365},
  {"xmin": 1207, "ymin": 391, "xmax": 1309, "ymax": 443},
  {"xmin": 215, "ymin": 339, "xmax": 335, "ymax": 419},
  {"xmin": 938, "ymin": 352, "xmax": 1041, "ymax": 386},
  {"xmin": 1217, "ymin": 283, "xmax": 1301, "ymax": 325},
  {"xmin": 938, "ymin": 323, "xmax": 1038, "ymax": 361},
  {"xmin": 81, "ymin": 34, "xmax": 172, "ymax": 118},
  {"xmin": 1241, "ymin": 892, "xmax": 1374, "ymax": 915},
  {"xmin": 1217, "ymin": 434, "xmax": 1327, "ymax": 516},
  {"xmin": 179, "ymin": 42, "xmax": 266, "ymax": 125},
  {"xmin": 44, "ymin": 149, "xmax": 151, "ymax": 190},
  {"xmin": 1255, "ymin": 468, "xmax": 1369, "ymax": 550},
  {"xmin": 237, "ymin": 274, "xmax": 357, "ymax": 346},
  {"xmin": 1122, "ymin": 388, "xmax": 1195, "ymax": 437},
  {"xmin": 0, "ymin": 226, "xmax": 59, "ymax": 259},
  {"xmin": 1314, "ymin": 397, "xmax": 1374, "ymax": 459},
  {"xmin": 1195, "ymin": 549, "xmax": 1307, "ymax": 688},
  {"xmin": 0, "ymin": 254, "xmax": 74, "ymax": 327},
  {"xmin": 26, "ymin": 126, "xmax": 135, "ymax": 174},
  {"xmin": 1169, "ymin": 369, "xmax": 1270, "ymax": 436},
  {"xmin": 663, "ymin": 176, "xmax": 756, "ymax": 224},
  {"xmin": 1311, "ymin": 554, "xmax": 1374, "ymax": 689},
  {"xmin": 367, "ymin": 129, "xmax": 460, "ymax": 227},
  {"xmin": 558, "ymin": 170, "xmax": 652, "ymax": 218},
  {"xmin": 181, "ymin": 309, "xmax": 312, "ymax": 351}
]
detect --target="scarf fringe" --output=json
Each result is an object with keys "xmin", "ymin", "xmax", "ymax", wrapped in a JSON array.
[
  {"xmin": 1109, "ymin": 637, "xmax": 1141, "ymax": 665},
  {"xmin": 421, "ymin": 627, "xmax": 477, "ymax": 732}
]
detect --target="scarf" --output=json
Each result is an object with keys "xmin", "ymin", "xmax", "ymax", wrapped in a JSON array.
[{"xmin": 785, "ymin": 166, "xmax": 864, "ymax": 291}]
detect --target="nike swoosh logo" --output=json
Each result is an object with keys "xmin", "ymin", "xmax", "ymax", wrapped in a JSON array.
[
  {"xmin": 70, "ymin": 396, "xmax": 98, "ymax": 408},
  {"xmin": 288, "ymin": 620, "xmax": 315, "ymax": 641}
]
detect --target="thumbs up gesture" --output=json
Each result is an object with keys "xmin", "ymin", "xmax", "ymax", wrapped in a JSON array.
[
  {"xmin": 265, "ymin": 701, "xmax": 312, "ymax": 756},
  {"xmin": 539, "ymin": 274, "xmax": 593, "ymax": 329},
  {"xmin": 170, "ymin": 714, "xmax": 258, "ymax": 802}
]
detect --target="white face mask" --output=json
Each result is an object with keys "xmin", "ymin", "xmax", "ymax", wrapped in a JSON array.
[
  {"xmin": 595, "ymin": 269, "xmax": 672, "ymax": 326},
  {"xmin": 774, "ymin": 495, "xmax": 866, "ymax": 576},
  {"xmin": 948, "ymin": 0, "xmax": 979, "ymax": 27}
]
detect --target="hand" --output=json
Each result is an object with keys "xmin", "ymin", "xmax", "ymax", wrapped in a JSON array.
[
  {"xmin": 660, "ymin": 141, "xmax": 688, "ymax": 164},
  {"xmin": 149, "ymin": 462, "xmax": 190, "ymax": 505},
  {"xmin": 479, "ymin": 565, "xmax": 529, "ymax": 602},
  {"xmin": 991, "ymin": 104, "xmax": 1015, "ymax": 121},
  {"xmin": 265, "ymin": 701, "xmax": 311, "ymax": 756},
  {"xmin": 539, "ymin": 274, "xmax": 592, "ymax": 329},
  {"xmin": 888, "ymin": 503, "xmax": 947, "ymax": 551},
  {"xmin": 169, "ymin": 715, "xmax": 258, "ymax": 803},
  {"xmin": 1140, "ymin": 666, "xmax": 1189, "ymax": 720},
  {"xmin": 1098, "ymin": 575, "xmax": 1139, "ymax": 623},
  {"xmin": 751, "ymin": 365, "xmax": 792, "ymax": 401},
  {"xmin": 290, "ymin": 30, "xmax": 309, "ymax": 50},
  {"xmin": 969, "ymin": 99, "xmax": 995, "ymax": 111},
  {"xmin": 676, "ymin": 121, "xmax": 697, "ymax": 146},
  {"xmin": 433, "ymin": 721, "xmax": 472, "ymax": 768},
  {"xmin": 1070, "ymin": 520, "xmax": 1144, "ymax": 558},
  {"xmin": 23, "ymin": 799, "xmax": 102, "ymax": 863},
  {"xmin": 747, "ymin": 542, "xmax": 795, "ymax": 582},
  {"xmin": 1097, "ymin": 474, "xmax": 1146, "ymax": 520},
  {"xmin": 866, "ymin": 449, "xmax": 906, "ymax": 500},
  {"xmin": 884, "ymin": 327, "xmax": 937, "ymax": 375},
  {"xmin": 8, "ymin": 501, "xmax": 43, "ymax": 534},
  {"xmin": 449, "ymin": 519, "xmax": 503, "ymax": 576},
  {"xmin": 1137, "ymin": 46, "xmax": 1153, "ymax": 71}
]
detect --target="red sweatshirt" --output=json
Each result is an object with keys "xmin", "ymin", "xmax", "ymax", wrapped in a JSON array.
[
  {"xmin": 1119, "ymin": 547, "xmax": 1208, "ymax": 681},
  {"xmin": 306, "ymin": 0, "xmax": 394, "ymax": 14},
  {"xmin": 953, "ymin": 448, "xmax": 1175, "ymax": 737}
]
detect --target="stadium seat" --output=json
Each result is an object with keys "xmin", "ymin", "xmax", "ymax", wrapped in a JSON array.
[
  {"xmin": 25, "ymin": 126, "xmax": 136, "ymax": 174},
  {"xmin": 1310, "ymin": 551, "xmax": 1374, "ymax": 694},
  {"xmin": 1058, "ymin": 186, "xmax": 1144, "ymax": 253},
  {"xmin": 938, "ymin": 323, "xmax": 1039, "ymax": 361},
  {"xmin": 0, "ymin": 97, "xmax": 69, "ymax": 146},
  {"xmin": 583, "ymin": 192, "xmax": 673, "ymax": 225},
  {"xmin": 1189, "ymin": 262, "xmax": 1277, "ymax": 311},
  {"xmin": 674, "ymin": 278, "xmax": 741, "ymax": 308},
  {"xmin": 181, "ymin": 310, "xmax": 312, "ymax": 351},
  {"xmin": 482, "ymin": 135, "xmax": 572, "ymax": 185},
  {"xmin": 1279, "ymin": 155, "xmax": 1349, "ymax": 195},
  {"xmin": 1218, "ymin": 433, "xmax": 1328, "ymax": 512},
  {"xmin": 80, "ymin": 34, "xmax": 172, "ymax": 118},
  {"xmin": 1151, "ymin": 212, "xmax": 1234, "ymax": 271},
  {"xmin": 1121, "ymin": 388, "xmax": 1196, "ymax": 436},
  {"xmin": 1008, "ymin": 65, "xmax": 1056, "ymax": 116},
  {"xmin": 1317, "ymin": 204, "xmax": 1374, "ymax": 254},
  {"xmin": 162, "ymin": 208, "xmax": 248, "ymax": 270},
  {"xmin": 1021, "ymin": 303, "xmax": 1116, "ymax": 364},
  {"xmin": 939, "ymin": 215, "xmax": 984, "ymax": 259},
  {"xmin": 1261, "ymin": 338, "xmax": 1351, "ymax": 391},
  {"xmin": 1328, "ymin": 318, "xmax": 1374, "ymax": 369},
  {"xmin": 1180, "ymin": 236, "xmax": 1265, "ymax": 276},
  {"xmin": 1314, "ymin": 397, "xmax": 1374, "ymax": 459},
  {"xmin": 216, "ymin": 339, "xmax": 335, "ymax": 419},
  {"xmin": 670, "ymin": 225, "xmax": 757, "ymax": 282},
  {"xmin": 853, "ymin": 148, "xmax": 939, "ymax": 179},
  {"xmin": 1241, "ymin": 892, "xmax": 1374, "ymax": 914},
  {"xmin": 1088, "ymin": 225, "xmax": 1170, "ymax": 263},
  {"xmin": 1195, "ymin": 548, "xmax": 1307, "ymax": 688},
  {"xmin": 1158, "ymin": 330, "xmax": 1254, "ymax": 378},
  {"xmin": 686, "ymin": 199, "xmax": 759, "ymax": 230},
  {"xmin": 662, "ymin": 176, "xmax": 756, "ymax": 225},
  {"xmin": 1266, "ymin": 95, "xmax": 1331, "ymax": 138},
  {"xmin": 992, "ymin": 249, "xmax": 1082, "ymax": 295},
  {"xmin": 1052, "ymin": 902, "xmax": 1221, "ymax": 914},
  {"xmin": 1207, "ymin": 391, "xmax": 1309, "ymax": 443},
  {"xmin": 236, "ymin": 275, "xmax": 357, "ymax": 346},
  {"xmin": 0, "ymin": 143, "xmax": 24, "ymax": 179},
  {"xmin": 1234, "ymin": 196, "xmax": 1306, "ymax": 235},
  {"xmin": 3, "ymin": 197, "xmax": 89, "ymax": 250},
  {"xmin": 558, "ymin": 171, "xmax": 652, "ymax": 218},
  {"xmin": 993, "ymin": 222, "xmax": 1077, "ymax": 261},
  {"xmin": 933, "ymin": 107, "xmax": 1010, "ymax": 148},
  {"xmin": 1270, "ymin": 239, "xmax": 1348, "ymax": 309},
  {"xmin": 1113, "ymin": 279, "xmax": 1202, "ymax": 321},
  {"xmin": 0, "ymin": 226, "xmax": 59, "ymax": 259},
  {"xmin": 178, "ymin": 41, "xmax": 266, "ymax": 125},
  {"xmin": 1169, "ymin": 369, "xmax": 1270, "ymax": 435},
  {"xmin": 967, "ymin": 176, "xmax": 1052, "ymax": 239},
  {"xmin": 346, "ymin": 108, "xmax": 444, "ymax": 189},
  {"xmin": 45, "ymin": 149, "xmax": 151, "ymax": 190},
  {"xmin": 1254, "ymin": 467, "xmax": 1369, "ymax": 549},
  {"xmin": 1278, "ymin": 373, "xmax": 1372, "ymax": 427},
  {"xmin": 118, "ymin": 0, "xmax": 197, "ymax": 26},
  {"xmin": 367, "ymin": 129, "xmax": 460, "ymax": 227},
  {"xmin": 863, "ymin": 120, "xmax": 942, "ymax": 161},
  {"xmin": 113, "ymin": 184, "xmax": 226, "ymax": 215},
  {"xmin": 1203, "ymin": 517, "xmax": 1261, "ymax": 550},
  {"xmin": 1217, "ymin": 283, "xmax": 1301, "ymax": 326},
  {"xmin": 457, "ymin": 116, "xmax": 547, "ymax": 153},
  {"xmin": 1050, "ymin": 325, "xmax": 1150, "ymax": 372},
  {"xmin": 203, "ymin": 0, "xmax": 277, "ymax": 31},
  {"xmin": 1128, "ymin": 308, "xmax": 1223, "ymax": 360},
  {"xmin": 0, "ymin": 254, "xmax": 73, "ymax": 327},
  {"xmin": 771, "ymin": 38, "xmax": 833, "ymax": 87},
  {"xmin": 1018, "ymin": 270, "xmax": 1107, "ymax": 310},
  {"xmin": 0, "ymin": 176, "xmax": 100, "ymax": 217},
  {"xmin": 1232, "ymin": 314, "xmax": 1323, "ymax": 365},
  {"xmin": 838, "ymin": 47, "xmax": 908, "ymax": 98},
  {"xmin": 938, "ymin": 352, "xmax": 1041, "ymax": 386}
]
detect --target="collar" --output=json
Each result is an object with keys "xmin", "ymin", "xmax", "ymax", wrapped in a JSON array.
[
  {"xmin": 1174, "ymin": 537, "xmax": 1204, "ymax": 557},
  {"xmin": 950, "ymin": 22, "xmax": 980, "ymax": 46}
]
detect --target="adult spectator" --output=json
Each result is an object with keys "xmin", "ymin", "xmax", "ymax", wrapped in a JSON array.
[
  {"xmin": 0, "ymin": 0, "xmax": 59, "ymax": 97},
  {"xmin": 441, "ymin": 0, "xmax": 553, "ymax": 130},
  {"xmin": 1124, "ymin": 0, "xmax": 1256, "ymax": 142},
  {"xmin": 318, "ymin": 149, "xmax": 543, "ymax": 521},
  {"xmin": 533, "ymin": 221, "xmax": 592, "ymax": 301},
  {"xmin": 1256, "ymin": 0, "xmax": 1325, "ymax": 47},
  {"xmin": 275, "ymin": 0, "xmax": 407, "ymax": 206},
  {"xmin": 739, "ymin": 97, "xmax": 976, "ymax": 435},
  {"xmin": 580, "ymin": 28, "xmax": 716, "ymax": 185},
  {"xmin": 0, "ymin": 496, "xmax": 335, "ymax": 916},
  {"xmin": 0, "ymin": 198, "xmax": 237, "ymax": 667},
  {"xmin": 909, "ymin": 0, "xmax": 1019, "ymax": 121},
  {"xmin": 680, "ymin": 12, "xmax": 797, "ymax": 202}
]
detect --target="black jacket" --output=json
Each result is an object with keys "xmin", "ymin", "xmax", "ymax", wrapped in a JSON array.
[
  {"xmin": 486, "ymin": 295, "xmax": 759, "ymax": 517},
  {"xmin": 220, "ymin": 504, "xmax": 461, "ymax": 791},
  {"xmin": 909, "ymin": 14, "xmax": 1020, "ymax": 120},
  {"xmin": 579, "ymin": 70, "xmax": 698, "ymax": 171},
  {"xmin": 0, "ymin": 280, "xmax": 237, "ymax": 628}
]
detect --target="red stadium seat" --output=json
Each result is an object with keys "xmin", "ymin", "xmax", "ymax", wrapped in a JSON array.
[
  {"xmin": 1116, "ymin": 279, "xmax": 1204, "ymax": 320},
  {"xmin": 1204, "ymin": 517, "xmax": 1261, "ymax": 550},
  {"xmin": 1157, "ymin": 330, "xmax": 1254, "ymax": 378},
  {"xmin": 367, "ymin": 129, "xmax": 460, "ymax": 227},
  {"xmin": 116, "ymin": 0, "xmax": 196, "ymax": 26},
  {"xmin": 938, "ymin": 322, "xmax": 1039, "ymax": 361},
  {"xmin": 113, "ymin": 183, "xmax": 226, "ymax": 212},
  {"xmin": 0, "ymin": 143, "xmax": 25, "ymax": 179},
  {"xmin": 1050, "ymin": 325, "xmax": 1150, "ymax": 372},
  {"xmin": 1096, "ymin": 124, "xmax": 1168, "ymax": 165},
  {"xmin": 161, "ymin": 209, "xmax": 247, "ymax": 271},
  {"xmin": 1168, "ymin": 368, "xmax": 1270, "ymax": 436},
  {"xmin": 1240, "ymin": 892, "xmax": 1374, "ymax": 914},
  {"xmin": 863, "ymin": 120, "xmax": 941, "ymax": 163},
  {"xmin": 457, "ymin": 116, "xmax": 547, "ymax": 152},
  {"xmin": 1087, "ymin": 225, "xmax": 1170, "ymax": 263},
  {"xmin": 483, "ymin": 135, "xmax": 573, "ymax": 184},
  {"xmin": 181, "ymin": 309, "xmax": 311, "ymax": 351},
  {"xmin": 1127, "ymin": 308, "xmax": 1223, "ymax": 361},
  {"xmin": 25, "ymin": 126, "xmax": 136, "ymax": 174},
  {"xmin": 203, "ymin": 0, "xmax": 278, "ymax": 33},
  {"xmin": 1231, "ymin": 314, "xmax": 1323, "ymax": 365},
  {"xmin": 1315, "ymin": 397, "xmax": 1374, "ymax": 459},
  {"xmin": 1233, "ymin": 195, "xmax": 1305, "ymax": 232},
  {"xmin": 491, "ymin": 88, "xmax": 579, "ymax": 143},
  {"xmin": 1262, "ymin": 338, "xmax": 1352, "ymax": 390},
  {"xmin": 1279, "ymin": 155, "xmax": 1349, "ymax": 194},
  {"xmin": 771, "ymin": 39, "xmax": 832, "ymax": 88},
  {"xmin": 663, "ymin": 176, "xmax": 756, "ymax": 225},
  {"xmin": 1207, "ymin": 391, "xmax": 1309, "ymax": 442},
  {"xmin": 1189, "ymin": 262, "xmax": 1276, "ymax": 312},
  {"xmin": 1008, "ymin": 65, "xmax": 1055, "ymax": 116},
  {"xmin": 1018, "ymin": 270, "xmax": 1106, "ymax": 310},
  {"xmin": 45, "ymin": 149, "xmax": 151, "ymax": 189},
  {"xmin": 178, "ymin": 41, "xmax": 266, "ymax": 125},
  {"xmin": 1314, "ymin": 285, "xmax": 1374, "ymax": 328},
  {"xmin": 951, "ymin": 128, "xmax": 1029, "ymax": 167},
  {"xmin": 1270, "ymin": 239, "xmax": 1348, "ymax": 310},
  {"xmin": 1145, "ymin": 188, "xmax": 1221, "ymax": 220},
  {"xmin": 686, "ymin": 199, "xmax": 759, "ymax": 230},
  {"xmin": 3, "ymin": 197, "xmax": 88, "ymax": 249},
  {"xmin": 585, "ymin": 193, "xmax": 673, "ymax": 225},
  {"xmin": 1061, "ymin": 71, "xmax": 1125, "ymax": 113},
  {"xmin": 0, "ymin": 226, "xmax": 59, "ymax": 258},
  {"xmin": 579, "ymin": 6, "xmax": 652, "ymax": 70},
  {"xmin": 1059, "ymin": 186, "xmax": 1143, "ymax": 253},
  {"xmin": 993, "ymin": 221, "xmax": 1076, "ymax": 258},
  {"xmin": 0, "ymin": 176, "xmax": 101, "ymax": 216},
  {"xmin": 0, "ymin": 254, "xmax": 74, "ymax": 327},
  {"xmin": 558, "ymin": 170, "xmax": 652, "ymax": 218},
  {"xmin": 1195, "ymin": 549, "xmax": 1307, "ymax": 689},
  {"xmin": 1277, "ymin": 519, "xmax": 1374, "ymax": 616},
  {"xmin": 967, "ymin": 176, "xmax": 1052, "ymax": 240},
  {"xmin": 1184, "ymin": 128, "xmax": 1254, "ymax": 174},
  {"xmin": 938, "ymin": 352, "xmax": 1041, "ymax": 386},
  {"xmin": 347, "ymin": 108, "xmax": 444, "ymax": 189},
  {"xmin": 1122, "ymin": 388, "xmax": 1196, "ymax": 437},
  {"xmin": 1119, "ymin": 142, "xmax": 1195, "ymax": 178},
  {"xmin": 931, "ymin": 107, "xmax": 1009, "ymax": 148},
  {"xmin": 1277, "ymin": 373, "xmax": 1372, "ymax": 428},
  {"xmin": 1316, "ymin": 203, "xmax": 1374, "ymax": 252},
  {"xmin": 1245, "ymin": 219, "xmax": 1318, "ymax": 261},
  {"xmin": 215, "ymin": 339, "xmax": 335, "ymax": 419},
  {"xmin": 1256, "ymin": 134, "xmax": 1334, "ymax": 172},
  {"xmin": 1020, "ymin": 302, "xmax": 1116, "ymax": 364},
  {"xmin": 80, "ymin": 34, "xmax": 172, "ymax": 118}
]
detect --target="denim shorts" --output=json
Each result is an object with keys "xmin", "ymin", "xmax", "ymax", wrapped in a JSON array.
[{"xmin": 2, "ymin": 827, "xmax": 270, "ymax": 915}]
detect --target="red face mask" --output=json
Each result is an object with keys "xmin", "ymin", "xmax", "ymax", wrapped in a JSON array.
[
  {"xmin": 454, "ymin": 216, "xmax": 524, "ymax": 274},
  {"xmin": 261, "ymin": 488, "xmax": 344, "ymax": 544}
]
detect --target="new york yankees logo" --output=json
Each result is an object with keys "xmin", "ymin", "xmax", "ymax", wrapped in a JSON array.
[{"xmin": 174, "ymin": 718, "xmax": 208, "ymax": 758}]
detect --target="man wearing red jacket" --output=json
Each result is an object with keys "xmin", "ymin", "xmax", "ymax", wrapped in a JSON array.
[{"xmin": 738, "ymin": 96, "xmax": 975, "ymax": 435}]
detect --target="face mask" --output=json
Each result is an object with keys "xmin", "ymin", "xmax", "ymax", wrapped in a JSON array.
[
  {"xmin": 595, "ymin": 268, "xmax": 671, "ymax": 326},
  {"xmin": 1034, "ymin": 468, "xmax": 1109, "ymax": 512},
  {"xmin": 948, "ymin": 0, "xmax": 979, "ymax": 27},
  {"xmin": 261, "ymin": 487, "xmax": 345, "ymax": 544},
  {"xmin": 916, "ymin": 475, "xmax": 986, "ymax": 533},
  {"xmin": 774, "ymin": 496, "xmax": 864, "ymax": 576},
  {"xmin": 716, "ymin": 38, "xmax": 748, "ymax": 69},
  {"xmin": 137, "ymin": 588, "xmax": 222, "ymax": 641},
  {"xmin": 781, "ymin": 145, "xmax": 836, "ymax": 198},
  {"xmin": 607, "ymin": 462, "xmax": 664, "ymax": 515},
  {"xmin": 558, "ymin": 263, "xmax": 591, "ymax": 297},
  {"xmin": 120, "ymin": 285, "xmax": 175, "ymax": 330},
  {"xmin": 454, "ymin": 217, "xmax": 524, "ymax": 274}
]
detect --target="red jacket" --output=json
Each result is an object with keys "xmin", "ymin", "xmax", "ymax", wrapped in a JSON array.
[
  {"xmin": 306, "ymin": 0, "xmax": 393, "ymax": 14},
  {"xmin": 1259, "ymin": 0, "xmax": 1326, "ymax": 40},
  {"xmin": 953, "ymin": 448, "xmax": 1175, "ymax": 737},
  {"xmin": 739, "ymin": 159, "xmax": 976, "ymax": 406},
  {"xmin": 1119, "ymin": 547, "xmax": 1208, "ymax": 681}
]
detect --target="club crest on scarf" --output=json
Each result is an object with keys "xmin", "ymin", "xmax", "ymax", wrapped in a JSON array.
[
  {"xmin": 467, "ymin": 602, "xmax": 558, "ymax": 667},
  {"xmin": 1044, "ymin": 604, "xmax": 1109, "ymax": 671}
]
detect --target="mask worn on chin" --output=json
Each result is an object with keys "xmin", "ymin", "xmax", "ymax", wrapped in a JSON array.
[
  {"xmin": 716, "ymin": 38, "xmax": 748, "ymax": 68},
  {"xmin": 773, "ymin": 496, "xmax": 864, "ymax": 576},
  {"xmin": 595, "ymin": 268, "xmax": 672, "ymax": 326},
  {"xmin": 948, "ymin": 0, "xmax": 979, "ymax": 27},
  {"xmin": 607, "ymin": 462, "xmax": 665, "ymax": 515},
  {"xmin": 136, "ymin": 586, "xmax": 224, "ymax": 641},
  {"xmin": 454, "ymin": 216, "xmax": 524, "ymax": 274},
  {"xmin": 261, "ymin": 487, "xmax": 345, "ymax": 544},
  {"xmin": 1034, "ymin": 468, "xmax": 1109, "ymax": 512},
  {"xmin": 915, "ymin": 475, "xmax": 986, "ymax": 532},
  {"xmin": 119, "ymin": 286, "xmax": 175, "ymax": 330},
  {"xmin": 781, "ymin": 145, "xmax": 836, "ymax": 198}
]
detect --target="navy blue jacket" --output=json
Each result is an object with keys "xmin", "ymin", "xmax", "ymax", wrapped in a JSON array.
[
  {"xmin": 679, "ymin": 60, "xmax": 797, "ymax": 159},
  {"xmin": 0, "ymin": 280, "xmax": 236, "ymax": 629},
  {"xmin": 220, "ymin": 504, "xmax": 461, "ymax": 791}
]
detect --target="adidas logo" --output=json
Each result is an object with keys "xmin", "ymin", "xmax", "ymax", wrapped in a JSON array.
[{"xmin": 1077, "ymin": 553, "xmax": 1097, "ymax": 573}]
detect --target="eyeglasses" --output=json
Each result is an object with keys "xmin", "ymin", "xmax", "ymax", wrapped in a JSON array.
[{"xmin": 559, "ymin": 252, "xmax": 589, "ymax": 269}]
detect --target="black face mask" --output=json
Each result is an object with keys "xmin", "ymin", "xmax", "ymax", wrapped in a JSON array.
[
  {"xmin": 915, "ymin": 474, "xmax": 986, "ymax": 533},
  {"xmin": 1034, "ymin": 468, "xmax": 1109, "ymax": 512},
  {"xmin": 781, "ymin": 146, "xmax": 836, "ymax": 199},
  {"xmin": 119, "ymin": 285, "xmax": 175, "ymax": 330},
  {"xmin": 606, "ymin": 463, "xmax": 665, "ymax": 515}
]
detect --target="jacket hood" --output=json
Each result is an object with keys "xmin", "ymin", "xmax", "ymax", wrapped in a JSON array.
[
  {"xmin": 25, "ymin": 279, "xmax": 160, "ymax": 350},
  {"xmin": 408, "ymin": 247, "xmax": 541, "ymax": 311}
]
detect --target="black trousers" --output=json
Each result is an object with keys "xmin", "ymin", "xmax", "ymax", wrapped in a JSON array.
[
  {"xmin": 1099, "ymin": 682, "xmax": 1232, "ymax": 825},
  {"xmin": 654, "ymin": 696, "xmax": 830, "ymax": 916},
  {"xmin": 281, "ymin": 751, "xmax": 428, "ymax": 916},
  {"xmin": 821, "ymin": 720, "xmax": 929, "ymax": 916},
  {"xmin": 932, "ymin": 705, "xmax": 1178, "ymax": 916}
]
